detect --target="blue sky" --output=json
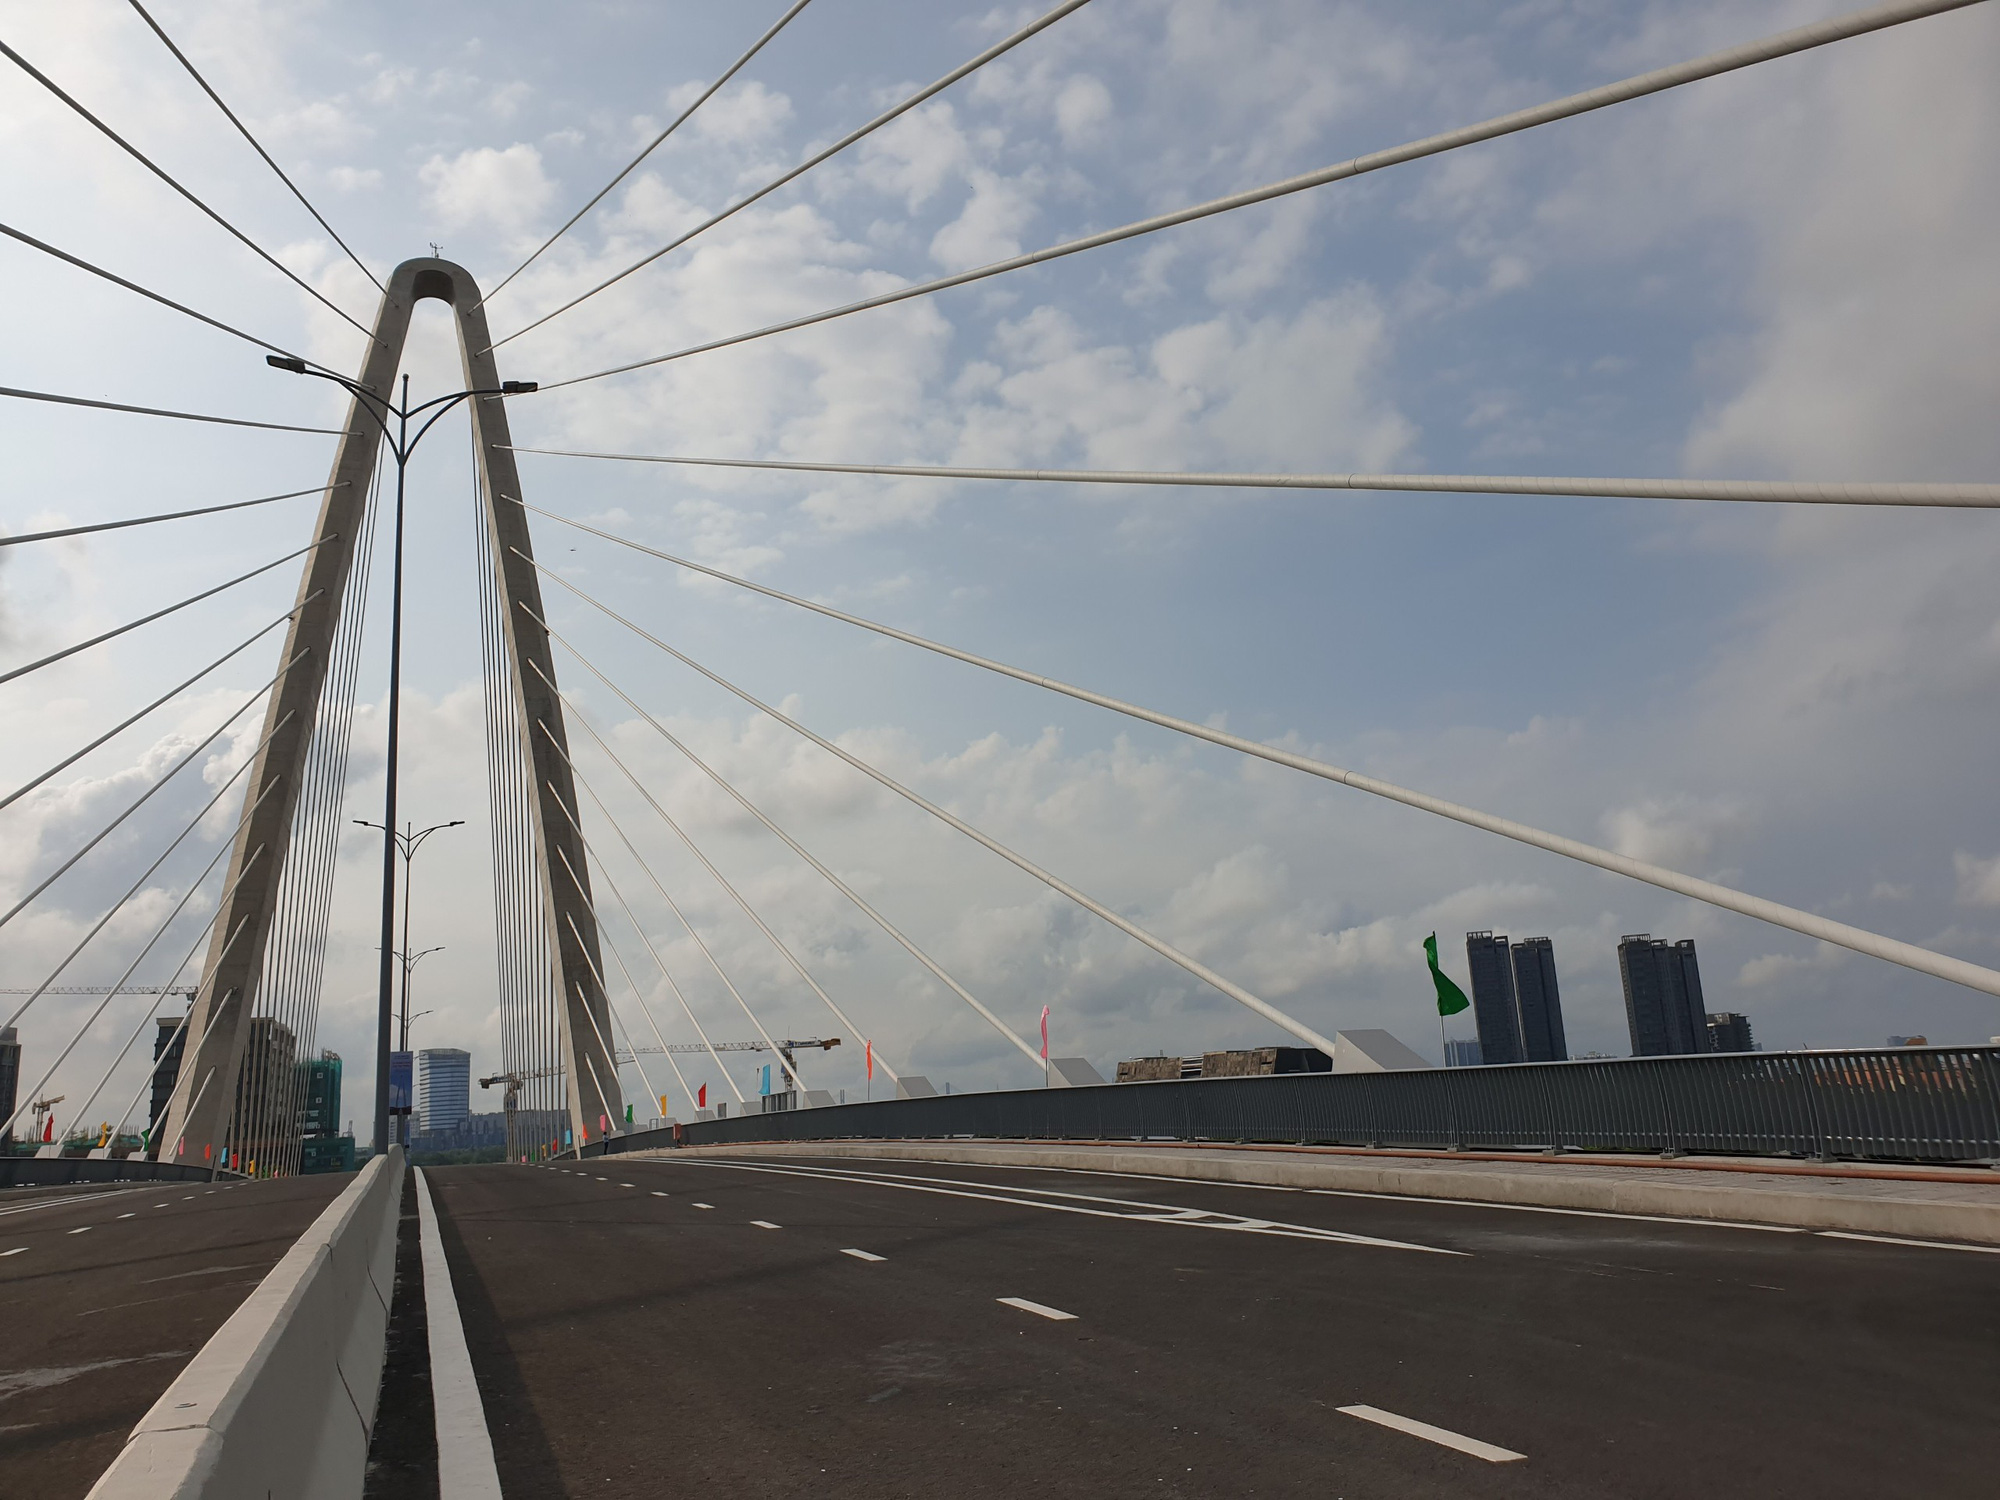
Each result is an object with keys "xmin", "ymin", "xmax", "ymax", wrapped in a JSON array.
[{"xmin": 3, "ymin": 0, "xmax": 1997, "ymax": 1130}]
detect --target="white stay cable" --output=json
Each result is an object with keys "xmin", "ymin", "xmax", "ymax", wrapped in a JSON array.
[
  {"xmin": 526, "ymin": 516, "xmax": 2000, "ymax": 1003},
  {"xmin": 1, "ymin": 592, "xmax": 320, "ymax": 813},
  {"xmin": 510, "ymin": 449, "xmax": 2000, "ymax": 511},
  {"xmin": 45, "ymin": 844, "xmax": 267, "ymax": 1143},
  {"xmin": 534, "ymin": 634, "xmax": 1038, "ymax": 1070},
  {"xmin": 518, "ymin": 583, "xmax": 1339, "ymax": 1055},
  {"xmin": 549, "ymin": 781, "xmax": 810, "ymax": 1096},
  {"xmin": 566, "ymin": 804, "xmax": 745, "ymax": 1104},
  {"xmin": 114, "ymin": 930, "xmax": 245, "ymax": 1154},
  {"xmin": 556, "ymin": 901, "xmax": 639, "ymax": 1134},
  {"xmin": 0, "ymin": 837, "xmax": 266, "ymax": 1145},
  {"xmin": 554, "ymin": 901, "xmax": 665, "ymax": 1119},
  {"xmin": 494, "ymin": 0, "xmax": 1096, "ymax": 351},
  {"xmin": 542, "ymin": 0, "xmax": 1982, "ymax": 389},
  {"xmin": 2, "ymin": 701, "xmax": 297, "ymax": 1028},
  {"xmin": 590, "ymin": 909, "xmax": 696, "ymax": 1115},
  {"xmin": 482, "ymin": 0, "xmax": 817, "ymax": 307},
  {"xmin": 104, "ymin": 914, "xmax": 253, "ymax": 1150},
  {"xmin": 554, "ymin": 765, "xmax": 771, "ymax": 1103},
  {"xmin": 533, "ymin": 675, "xmax": 900, "ymax": 1082}
]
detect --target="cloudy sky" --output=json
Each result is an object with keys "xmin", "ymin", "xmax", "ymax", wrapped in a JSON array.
[{"xmin": 3, "ymin": 0, "xmax": 1997, "ymax": 1135}]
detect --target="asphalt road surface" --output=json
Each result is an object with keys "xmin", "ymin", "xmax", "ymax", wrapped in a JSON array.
[
  {"xmin": 0, "ymin": 1172, "xmax": 348, "ymax": 1500},
  {"xmin": 425, "ymin": 1153, "xmax": 1997, "ymax": 1498}
]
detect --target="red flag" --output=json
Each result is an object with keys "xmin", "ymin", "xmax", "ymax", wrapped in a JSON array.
[
  {"xmin": 42, "ymin": 1113, "xmax": 54, "ymax": 1142},
  {"xmin": 698, "ymin": 1083, "xmax": 707, "ymax": 1108},
  {"xmin": 1040, "ymin": 1005, "xmax": 1050, "ymax": 1060},
  {"xmin": 865, "ymin": 1040, "xmax": 873, "ymax": 1081}
]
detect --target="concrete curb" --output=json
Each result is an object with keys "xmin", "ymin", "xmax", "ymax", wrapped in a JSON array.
[
  {"xmin": 86, "ymin": 1147, "xmax": 407, "ymax": 1499},
  {"xmin": 658, "ymin": 1140, "xmax": 2000, "ymax": 1245}
]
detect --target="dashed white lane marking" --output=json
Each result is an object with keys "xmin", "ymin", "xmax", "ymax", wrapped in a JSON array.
[
  {"xmin": 650, "ymin": 1190, "xmax": 669, "ymax": 1197},
  {"xmin": 1818, "ymin": 1230, "xmax": 2000, "ymax": 1254},
  {"xmin": 692, "ymin": 1203, "xmax": 714, "ymax": 1210},
  {"xmin": 840, "ymin": 1248, "xmax": 886, "ymax": 1262},
  {"xmin": 619, "ymin": 1183, "xmax": 636, "ymax": 1188},
  {"xmin": 180, "ymin": 1196, "xmax": 193, "ymax": 1201},
  {"xmin": 1338, "ymin": 1405, "xmax": 1524, "ymax": 1462},
  {"xmin": 67, "ymin": 1226, "xmax": 92, "ymax": 1235},
  {"xmin": 751, "ymin": 1220, "xmax": 781, "ymax": 1230},
  {"xmin": 153, "ymin": 1203, "xmax": 168, "ymax": 1209},
  {"xmin": 2, "ymin": 1247, "xmax": 26, "ymax": 1257},
  {"xmin": 117, "ymin": 1213, "xmax": 135, "ymax": 1220},
  {"xmin": 595, "ymin": 1176, "xmax": 609, "ymax": 1182},
  {"xmin": 998, "ymin": 1296, "xmax": 1076, "ymax": 1321}
]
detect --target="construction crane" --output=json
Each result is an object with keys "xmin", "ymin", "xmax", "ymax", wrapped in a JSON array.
[
  {"xmin": 28, "ymin": 1094, "xmax": 65, "ymax": 1145},
  {"xmin": 479, "ymin": 1039, "xmax": 841, "ymax": 1159}
]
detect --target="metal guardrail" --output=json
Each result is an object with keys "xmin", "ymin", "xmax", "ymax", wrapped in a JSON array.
[{"xmin": 594, "ymin": 1046, "xmax": 2000, "ymax": 1165}]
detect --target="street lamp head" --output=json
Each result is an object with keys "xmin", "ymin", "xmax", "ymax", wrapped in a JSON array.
[
  {"xmin": 499, "ymin": 380, "xmax": 537, "ymax": 395},
  {"xmin": 265, "ymin": 355, "xmax": 308, "ymax": 374}
]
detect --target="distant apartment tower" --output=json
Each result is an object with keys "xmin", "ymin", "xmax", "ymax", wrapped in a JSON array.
[
  {"xmin": 1465, "ymin": 932, "xmax": 1523, "ymax": 1065},
  {"xmin": 229, "ymin": 1016, "xmax": 298, "ymax": 1172},
  {"xmin": 0, "ymin": 1026, "xmax": 19, "ymax": 1148},
  {"xmin": 1707, "ymin": 1012, "xmax": 1755, "ymax": 1053},
  {"xmin": 1443, "ymin": 1038, "xmax": 1484, "ymax": 1068},
  {"xmin": 1464, "ymin": 932, "xmax": 1569, "ymax": 1064},
  {"xmin": 1618, "ymin": 935, "xmax": 1713, "ymax": 1056},
  {"xmin": 149, "ymin": 1016, "xmax": 189, "ymax": 1149},
  {"xmin": 417, "ymin": 1049, "xmax": 472, "ymax": 1133},
  {"xmin": 1510, "ymin": 937, "xmax": 1569, "ymax": 1062}
]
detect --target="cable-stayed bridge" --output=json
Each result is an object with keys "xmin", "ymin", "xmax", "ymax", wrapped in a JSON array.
[{"xmin": 2, "ymin": 2, "xmax": 1996, "ymax": 1497}]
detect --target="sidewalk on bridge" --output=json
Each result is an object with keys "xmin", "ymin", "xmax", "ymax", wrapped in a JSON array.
[{"xmin": 650, "ymin": 1139, "xmax": 2000, "ymax": 1245}]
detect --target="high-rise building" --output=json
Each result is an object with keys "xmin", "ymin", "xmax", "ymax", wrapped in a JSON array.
[
  {"xmin": 1443, "ymin": 1038, "xmax": 1484, "ymax": 1068},
  {"xmin": 1618, "ymin": 935, "xmax": 1713, "ymax": 1056},
  {"xmin": 149, "ymin": 1016, "xmax": 188, "ymax": 1147},
  {"xmin": 300, "ymin": 1051, "xmax": 342, "ymax": 1137},
  {"xmin": 228, "ymin": 1015, "xmax": 298, "ymax": 1174},
  {"xmin": 1707, "ymin": 1012, "xmax": 1755, "ymax": 1052},
  {"xmin": 0, "ymin": 1026, "xmax": 19, "ymax": 1148},
  {"xmin": 417, "ymin": 1049, "xmax": 472, "ymax": 1133},
  {"xmin": 1465, "ymin": 932, "xmax": 1523, "ymax": 1065},
  {"xmin": 1510, "ymin": 937, "xmax": 1569, "ymax": 1062}
]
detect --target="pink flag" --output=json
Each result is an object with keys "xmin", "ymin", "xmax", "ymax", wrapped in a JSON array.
[{"xmin": 1040, "ymin": 1005, "xmax": 1050, "ymax": 1060}]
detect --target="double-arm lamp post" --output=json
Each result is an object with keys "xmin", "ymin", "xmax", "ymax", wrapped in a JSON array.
[
  {"xmin": 267, "ymin": 355, "xmax": 533, "ymax": 1157},
  {"xmin": 355, "ymin": 819, "xmax": 459, "ymax": 1142}
]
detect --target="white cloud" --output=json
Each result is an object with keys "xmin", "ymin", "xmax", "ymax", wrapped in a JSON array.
[
  {"xmin": 1953, "ymin": 852, "xmax": 2000, "ymax": 908},
  {"xmin": 419, "ymin": 143, "xmax": 554, "ymax": 237}
]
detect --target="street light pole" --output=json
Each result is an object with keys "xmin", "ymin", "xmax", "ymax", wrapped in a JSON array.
[
  {"xmin": 271, "ymin": 354, "xmax": 532, "ymax": 1159},
  {"xmin": 355, "ymin": 816, "xmax": 461, "ymax": 1146}
]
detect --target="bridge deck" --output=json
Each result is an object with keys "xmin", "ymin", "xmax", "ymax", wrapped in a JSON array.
[
  {"xmin": 425, "ymin": 1155, "xmax": 1997, "ymax": 1498},
  {"xmin": 0, "ymin": 1173, "xmax": 350, "ymax": 1500}
]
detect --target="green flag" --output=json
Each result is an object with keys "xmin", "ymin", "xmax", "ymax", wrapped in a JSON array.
[{"xmin": 1425, "ymin": 932, "xmax": 1470, "ymax": 1016}]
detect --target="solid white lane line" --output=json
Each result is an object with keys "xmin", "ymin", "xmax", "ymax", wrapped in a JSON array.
[
  {"xmin": 1337, "ymin": 1405, "xmax": 1525, "ymax": 1463},
  {"xmin": 998, "ymin": 1296, "xmax": 1077, "ymax": 1321},
  {"xmin": 414, "ymin": 1169, "xmax": 504, "ymax": 1500},
  {"xmin": 688, "ymin": 1160, "xmax": 1459, "ymax": 1255},
  {"xmin": 841, "ymin": 1248, "xmax": 886, "ymax": 1262},
  {"xmin": 1818, "ymin": 1230, "xmax": 2000, "ymax": 1254},
  {"xmin": 1307, "ymin": 1187, "xmax": 1806, "ymax": 1234},
  {"xmin": 751, "ymin": 1219, "xmax": 781, "ymax": 1229},
  {"xmin": 2, "ymin": 1246, "xmax": 26, "ymax": 1256}
]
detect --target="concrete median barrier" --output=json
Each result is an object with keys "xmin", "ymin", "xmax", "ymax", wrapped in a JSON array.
[{"xmin": 86, "ymin": 1146, "xmax": 406, "ymax": 1500}]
